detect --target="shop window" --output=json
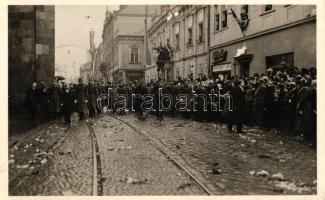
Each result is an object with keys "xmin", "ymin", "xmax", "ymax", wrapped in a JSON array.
[
  {"xmin": 130, "ymin": 47, "xmax": 139, "ymax": 63},
  {"xmin": 265, "ymin": 52, "xmax": 294, "ymax": 68}
]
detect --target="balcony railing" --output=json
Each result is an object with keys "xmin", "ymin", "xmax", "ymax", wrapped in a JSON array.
[{"xmin": 119, "ymin": 63, "xmax": 142, "ymax": 70}]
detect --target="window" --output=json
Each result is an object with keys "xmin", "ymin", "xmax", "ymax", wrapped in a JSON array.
[
  {"xmin": 187, "ymin": 16, "xmax": 193, "ymax": 45},
  {"xmin": 174, "ymin": 23, "xmax": 180, "ymax": 50},
  {"xmin": 265, "ymin": 52, "xmax": 294, "ymax": 68},
  {"xmin": 221, "ymin": 5, "xmax": 227, "ymax": 28},
  {"xmin": 175, "ymin": 34, "xmax": 180, "ymax": 50},
  {"xmin": 198, "ymin": 23, "xmax": 203, "ymax": 42},
  {"xmin": 130, "ymin": 47, "xmax": 139, "ymax": 63},
  {"xmin": 214, "ymin": 5, "xmax": 220, "ymax": 31},
  {"xmin": 215, "ymin": 5, "xmax": 227, "ymax": 31},
  {"xmin": 197, "ymin": 9, "xmax": 204, "ymax": 42},
  {"xmin": 264, "ymin": 5, "xmax": 273, "ymax": 12}
]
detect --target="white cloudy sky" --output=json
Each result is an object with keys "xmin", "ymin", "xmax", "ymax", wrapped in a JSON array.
[{"xmin": 55, "ymin": 5, "xmax": 119, "ymax": 82}]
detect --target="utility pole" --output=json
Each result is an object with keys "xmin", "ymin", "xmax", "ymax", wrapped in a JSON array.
[
  {"xmin": 144, "ymin": 5, "xmax": 148, "ymax": 67},
  {"xmin": 89, "ymin": 28, "xmax": 96, "ymax": 79}
]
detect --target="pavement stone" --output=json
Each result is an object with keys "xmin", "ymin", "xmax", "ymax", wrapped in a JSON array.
[
  {"xmin": 119, "ymin": 113, "xmax": 317, "ymax": 195},
  {"xmin": 9, "ymin": 121, "xmax": 93, "ymax": 195},
  {"xmin": 93, "ymin": 116, "xmax": 204, "ymax": 195},
  {"xmin": 8, "ymin": 113, "xmax": 316, "ymax": 195}
]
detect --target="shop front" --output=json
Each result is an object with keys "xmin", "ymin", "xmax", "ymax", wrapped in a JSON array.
[{"xmin": 211, "ymin": 63, "xmax": 232, "ymax": 80}]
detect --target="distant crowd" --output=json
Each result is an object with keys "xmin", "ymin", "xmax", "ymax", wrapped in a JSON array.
[{"xmin": 23, "ymin": 66, "xmax": 316, "ymax": 147}]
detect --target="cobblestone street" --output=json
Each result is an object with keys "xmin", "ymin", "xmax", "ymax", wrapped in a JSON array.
[{"xmin": 8, "ymin": 113, "xmax": 317, "ymax": 195}]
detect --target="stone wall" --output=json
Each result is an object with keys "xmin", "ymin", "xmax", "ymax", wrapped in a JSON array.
[{"xmin": 8, "ymin": 5, "xmax": 55, "ymax": 105}]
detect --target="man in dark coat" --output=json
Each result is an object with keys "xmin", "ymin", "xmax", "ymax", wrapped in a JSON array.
[
  {"xmin": 37, "ymin": 82, "xmax": 50, "ymax": 120},
  {"xmin": 244, "ymin": 82, "xmax": 255, "ymax": 126},
  {"xmin": 295, "ymin": 79, "xmax": 315, "ymax": 145},
  {"xmin": 253, "ymin": 78, "xmax": 266, "ymax": 127},
  {"xmin": 117, "ymin": 83, "xmax": 127, "ymax": 115},
  {"xmin": 152, "ymin": 80, "xmax": 163, "ymax": 121},
  {"xmin": 87, "ymin": 80, "xmax": 98, "ymax": 118},
  {"xmin": 263, "ymin": 80, "xmax": 276, "ymax": 129},
  {"xmin": 48, "ymin": 81, "xmax": 61, "ymax": 119},
  {"xmin": 134, "ymin": 81, "xmax": 148, "ymax": 120},
  {"xmin": 24, "ymin": 82, "xmax": 38, "ymax": 119},
  {"xmin": 228, "ymin": 79, "xmax": 246, "ymax": 133},
  {"xmin": 61, "ymin": 85, "xmax": 74, "ymax": 126},
  {"xmin": 75, "ymin": 78, "xmax": 88, "ymax": 120}
]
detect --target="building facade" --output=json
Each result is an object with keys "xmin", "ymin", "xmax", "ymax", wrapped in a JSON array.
[
  {"xmin": 80, "ymin": 62, "xmax": 92, "ymax": 83},
  {"xmin": 209, "ymin": 5, "xmax": 316, "ymax": 78},
  {"xmin": 101, "ymin": 5, "xmax": 159, "ymax": 84},
  {"xmin": 94, "ymin": 42, "xmax": 106, "ymax": 81},
  {"xmin": 146, "ymin": 5, "xmax": 210, "ymax": 81},
  {"xmin": 145, "ymin": 5, "xmax": 316, "ymax": 81},
  {"xmin": 8, "ymin": 5, "xmax": 55, "ymax": 105}
]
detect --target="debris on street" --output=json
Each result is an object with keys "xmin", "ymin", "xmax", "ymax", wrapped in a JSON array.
[
  {"xmin": 177, "ymin": 182, "xmax": 192, "ymax": 190},
  {"xmin": 125, "ymin": 177, "xmax": 147, "ymax": 185},
  {"xmin": 40, "ymin": 159, "xmax": 47, "ymax": 165},
  {"xmin": 270, "ymin": 173, "xmax": 285, "ymax": 181},
  {"xmin": 256, "ymin": 170, "xmax": 269, "ymax": 177}
]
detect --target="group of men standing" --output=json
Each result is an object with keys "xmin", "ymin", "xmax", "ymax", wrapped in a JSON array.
[
  {"xmin": 24, "ymin": 78, "xmax": 105, "ymax": 125},
  {"xmin": 23, "ymin": 66, "xmax": 316, "ymax": 147}
]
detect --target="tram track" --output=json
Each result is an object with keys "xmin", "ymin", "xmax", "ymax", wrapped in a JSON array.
[
  {"xmin": 108, "ymin": 114, "xmax": 214, "ymax": 195},
  {"xmin": 87, "ymin": 122, "xmax": 103, "ymax": 196}
]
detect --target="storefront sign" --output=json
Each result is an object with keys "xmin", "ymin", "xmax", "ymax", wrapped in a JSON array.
[
  {"xmin": 212, "ymin": 63, "xmax": 232, "ymax": 72},
  {"xmin": 213, "ymin": 49, "xmax": 228, "ymax": 64}
]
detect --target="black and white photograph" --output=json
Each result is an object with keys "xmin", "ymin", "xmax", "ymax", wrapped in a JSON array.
[{"xmin": 3, "ymin": 1, "xmax": 323, "ymax": 197}]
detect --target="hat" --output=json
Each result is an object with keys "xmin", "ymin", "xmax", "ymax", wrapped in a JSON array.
[
  {"xmin": 288, "ymin": 82, "xmax": 296, "ymax": 86},
  {"xmin": 262, "ymin": 76, "xmax": 269, "ymax": 81}
]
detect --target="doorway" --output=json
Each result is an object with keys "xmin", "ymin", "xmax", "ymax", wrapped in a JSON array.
[{"xmin": 234, "ymin": 54, "xmax": 253, "ymax": 78}]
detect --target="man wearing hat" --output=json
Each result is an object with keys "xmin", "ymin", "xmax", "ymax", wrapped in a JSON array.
[
  {"xmin": 227, "ymin": 79, "xmax": 246, "ymax": 133},
  {"xmin": 74, "ymin": 78, "xmax": 88, "ymax": 121}
]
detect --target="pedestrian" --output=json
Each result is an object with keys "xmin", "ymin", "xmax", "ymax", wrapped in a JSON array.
[
  {"xmin": 61, "ymin": 85, "xmax": 74, "ymax": 126},
  {"xmin": 227, "ymin": 79, "xmax": 246, "ymax": 133},
  {"xmin": 152, "ymin": 80, "xmax": 163, "ymax": 121},
  {"xmin": 295, "ymin": 78, "xmax": 315, "ymax": 144},
  {"xmin": 244, "ymin": 82, "xmax": 255, "ymax": 126},
  {"xmin": 37, "ymin": 82, "xmax": 50, "ymax": 120},
  {"xmin": 75, "ymin": 78, "xmax": 88, "ymax": 121},
  {"xmin": 48, "ymin": 81, "xmax": 61, "ymax": 120},
  {"xmin": 24, "ymin": 82, "xmax": 38, "ymax": 119},
  {"xmin": 87, "ymin": 80, "xmax": 98, "ymax": 118}
]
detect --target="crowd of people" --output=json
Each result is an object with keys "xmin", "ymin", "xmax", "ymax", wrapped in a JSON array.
[{"xmin": 24, "ymin": 66, "xmax": 317, "ymax": 147}]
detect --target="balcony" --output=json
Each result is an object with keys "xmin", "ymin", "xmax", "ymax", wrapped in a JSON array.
[{"xmin": 119, "ymin": 63, "xmax": 143, "ymax": 70}]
